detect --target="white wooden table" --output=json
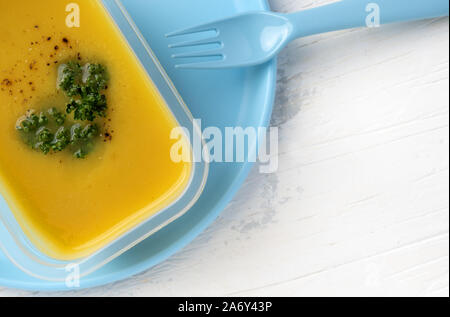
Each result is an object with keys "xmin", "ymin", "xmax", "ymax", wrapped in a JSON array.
[{"xmin": 1, "ymin": 0, "xmax": 448, "ymax": 297}]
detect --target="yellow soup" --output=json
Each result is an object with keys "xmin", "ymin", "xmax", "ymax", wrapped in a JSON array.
[{"xmin": 0, "ymin": 0, "xmax": 191, "ymax": 260}]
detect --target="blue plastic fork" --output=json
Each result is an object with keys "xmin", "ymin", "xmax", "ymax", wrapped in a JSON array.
[{"xmin": 167, "ymin": 0, "xmax": 449, "ymax": 68}]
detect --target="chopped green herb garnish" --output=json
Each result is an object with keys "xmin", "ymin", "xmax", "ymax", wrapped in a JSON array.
[
  {"xmin": 17, "ymin": 117, "xmax": 36, "ymax": 133},
  {"xmin": 36, "ymin": 127, "xmax": 53, "ymax": 143},
  {"xmin": 48, "ymin": 107, "xmax": 66, "ymax": 126},
  {"xmin": 66, "ymin": 91, "xmax": 107, "ymax": 121},
  {"xmin": 38, "ymin": 112, "xmax": 48, "ymax": 126},
  {"xmin": 84, "ymin": 64, "xmax": 108, "ymax": 91},
  {"xmin": 70, "ymin": 123, "xmax": 83, "ymax": 142},
  {"xmin": 16, "ymin": 61, "xmax": 109, "ymax": 159},
  {"xmin": 17, "ymin": 112, "xmax": 44, "ymax": 133},
  {"xmin": 58, "ymin": 61, "xmax": 82, "ymax": 97},
  {"xmin": 51, "ymin": 127, "xmax": 70, "ymax": 152},
  {"xmin": 35, "ymin": 141, "xmax": 51, "ymax": 155},
  {"xmin": 58, "ymin": 62, "xmax": 108, "ymax": 122},
  {"xmin": 81, "ymin": 124, "xmax": 98, "ymax": 139}
]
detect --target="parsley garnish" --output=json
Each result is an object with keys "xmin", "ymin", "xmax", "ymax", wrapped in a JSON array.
[
  {"xmin": 58, "ymin": 62, "xmax": 108, "ymax": 121},
  {"xmin": 16, "ymin": 60, "xmax": 109, "ymax": 159}
]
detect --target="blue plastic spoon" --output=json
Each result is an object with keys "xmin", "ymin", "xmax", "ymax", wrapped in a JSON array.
[{"xmin": 167, "ymin": 0, "xmax": 449, "ymax": 68}]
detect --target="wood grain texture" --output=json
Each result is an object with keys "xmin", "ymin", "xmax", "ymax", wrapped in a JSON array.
[{"xmin": 1, "ymin": 0, "xmax": 448, "ymax": 297}]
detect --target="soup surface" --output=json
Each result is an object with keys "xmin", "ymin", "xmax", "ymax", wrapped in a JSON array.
[{"xmin": 0, "ymin": 0, "xmax": 191, "ymax": 260}]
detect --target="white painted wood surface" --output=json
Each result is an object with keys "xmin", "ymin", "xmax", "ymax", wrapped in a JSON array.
[{"xmin": 1, "ymin": 0, "xmax": 448, "ymax": 297}]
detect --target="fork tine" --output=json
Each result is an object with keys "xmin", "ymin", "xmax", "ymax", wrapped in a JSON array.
[
  {"xmin": 165, "ymin": 21, "xmax": 218, "ymax": 38},
  {"xmin": 171, "ymin": 49, "xmax": 223, "ymax": 59},
  {"xmin": 174, "ymin": 60, "xmax": 227, "ymax": 69},
  {"xmin": 168, "ymin": 37, "xmax": 221, "ymax": 49}
]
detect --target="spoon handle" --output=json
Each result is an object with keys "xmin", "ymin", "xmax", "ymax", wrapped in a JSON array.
[{"xmin": 285, "ymin": 0, "xmax": 449, "ymax": 40}]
